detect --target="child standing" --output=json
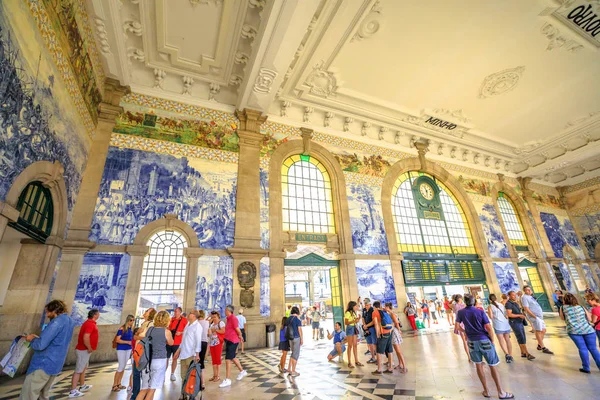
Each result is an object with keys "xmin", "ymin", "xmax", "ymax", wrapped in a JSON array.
[{"xmin": 278, "ymin": 316, "xmax": 290, "ymax": 374}]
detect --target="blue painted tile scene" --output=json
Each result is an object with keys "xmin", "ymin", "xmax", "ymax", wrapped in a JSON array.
[
  {"xmin": 348, "ymin": 183, "xmax": 389, "ymax": 255},
  {"xmin": 355, "ymin": 260, "xmax": 397, "ymax": 307},
  {"xmin": 479, "ymin": 203, "xmax": 510, "ymax": 259}
]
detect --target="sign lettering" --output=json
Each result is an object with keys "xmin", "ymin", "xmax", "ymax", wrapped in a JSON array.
[
  {"xmin": 423, "ymin": 210, "xmax": 441, "ymax": 220},
  {"xmin": 425, "ymin": 116, "xmax": 457, "ymax": 131},
  {"xmin": 566, "ymin": 3, "xmax": 600, "ymax": 38},
  {"xmin": 295, "ymin": 233, "xmax": 327, "ymax": 243}
]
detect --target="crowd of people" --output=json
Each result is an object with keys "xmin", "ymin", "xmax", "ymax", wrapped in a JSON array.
[
  {"xmin": 19, "ymin": 301, "xmax": 249, "ymax": 400},
  {"xmin": 16, "ymin": 283, "xmax": 600, "ymax": 400}
]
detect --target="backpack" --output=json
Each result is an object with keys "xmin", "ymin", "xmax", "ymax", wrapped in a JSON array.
[
  {"xmin": 379, "ymin": 310, "xmax": 393, "ymax": 331},
  {"xmin": 182, "ymin": 360, "xmax": 203, "ymax": 399},
  {"xmin": 284, "ymin": 317, "xmax": 295, "ymax": 341},
  {"xmin": 132, "ymin": 327, "xmax": 153, "ymax": 371}
]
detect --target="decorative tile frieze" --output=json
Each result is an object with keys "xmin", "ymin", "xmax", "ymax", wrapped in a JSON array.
[
  {"xmin": 570, "ymin": 203, "xmax": 600, "ymax": 217},
  {"xmin": 564, "ymin": 176, "xmax": 600, "ymax": 194},
  {"xmin": 343, "ymin": 171, "xmax": 384, "ymax": 186},
  {"xmin": 110, "ymin": 133, "xmax": 239, "ymax": 163},
  {"xmin": 73, "ymin": 0, "xmax": 106, "ymax": 93},
  {"xmin": 538, "ymin": 205, "xmax": 569, "ymax": 216},
  {"xmin": 26, "ymin": 0, "xmax": 95, "ymax": 136}
]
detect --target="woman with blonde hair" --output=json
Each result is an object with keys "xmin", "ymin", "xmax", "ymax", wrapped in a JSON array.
[
  {"xmin": 131, "ymin": 308, "xmax": 156, "ymax": 399},
  {"xmin": 137, "ymin": 311, "xmax": 174, "ymax": 400},
  {"xmin": 585, "ymin": 292, "xmax": 600, "ymax": 345},
  {"xmin": 112, "ymin": 314, "xmax": 134, "ymax": 392}
]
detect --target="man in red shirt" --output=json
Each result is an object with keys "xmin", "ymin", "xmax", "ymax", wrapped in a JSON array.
[
  {"xmin": 70, "ymin": 309, "xmax": 99, "ymax": 397},
  {"xmin": 219, "ymin": 305, "xmax": 247, "ymax": 388},
  {"xmin": 166, "ymin": 307, "xmax": 188, "ymax": 381}
]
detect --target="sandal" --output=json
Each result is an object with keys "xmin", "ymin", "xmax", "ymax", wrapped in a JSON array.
[
  {"xmin": 111, "ymin": 385, "xmax": 120, "ymax": 392},
  {"xmin": 355, "ymin": 362, "xmax": 364, "ymax": 366},
  {"xmin": 348, "ymin": 364, "xmax": 355, "ymax": 368},
  {"xmin": 499, "ymin": 392, "xmax": 514, "ymax": 399},
  {"xmin": 118, "ymin": 385, "xmax": 126, "ymax": 390},
  {"xmin": 209, "ymin": 376, "xmax": 217, "ymax": 382},
  {"xmin": 482, "ymin": 391, "xmax": 491, "ymax": 398}
]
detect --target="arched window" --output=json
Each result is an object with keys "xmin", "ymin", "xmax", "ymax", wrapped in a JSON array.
[
  {"xmin": 141, "ymin": 231, "xmax": 187, "ymax": 291},
  {"xmin": 8, "ymin": 181, "xmax": 53, "ymax": 242},
  {"xmin": 281, "ymin": 154, "xmax": 335, "ymax": 234},
  {"xmin": 391, "ymin": 172, "xmax": 475, "ymax": 254},
  {"xmin": 497, "ymin": 193, "xmax": 528, "ymax": 246}
]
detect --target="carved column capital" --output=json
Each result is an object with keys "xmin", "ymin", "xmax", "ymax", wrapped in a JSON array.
[
  {"xmin": 126, "ymin": 245, "xmax": 150, "ymax": 257},
  {"xmin": 235, "ymin": 108, "xmax": 268, "ymax": 133},
  {"xmin": 97, "ymin": 78, "xmax": 130, "ymax": 123},
  {"xmin": 414, "ymin": 139, "xmax": 429, "ymax": 169},
  {"xmin": 300, "ymin": 127, "xmax": 313, "ymax": 155}
]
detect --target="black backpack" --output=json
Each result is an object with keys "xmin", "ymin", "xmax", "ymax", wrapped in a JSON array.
[{"xmin": 284, "ymin": 316, "xmax": 295, "ymax": 341}]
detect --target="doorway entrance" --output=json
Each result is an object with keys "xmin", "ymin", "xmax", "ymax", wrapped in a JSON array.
[
  {"xmin": 284, "ymin": 253, "xmax": 343, "ymax": 330},
  {"xmin": 518, "ymin": 258, "xmax": 551, "ymax": 312}
]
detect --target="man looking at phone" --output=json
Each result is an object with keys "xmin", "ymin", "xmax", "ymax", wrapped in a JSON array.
[{"xmin": 326, "ymin": 322, "xmax": 348, "ymax": 362}]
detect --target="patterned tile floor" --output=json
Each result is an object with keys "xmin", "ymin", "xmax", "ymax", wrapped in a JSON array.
[{"xmin": 1, "ymin": 315, "xmax": 600, "ymax": 399}]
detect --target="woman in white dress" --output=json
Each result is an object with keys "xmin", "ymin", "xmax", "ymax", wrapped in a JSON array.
[{"xmin": 487, "ymin": 294, "xmax": 514, "ymax": 363}]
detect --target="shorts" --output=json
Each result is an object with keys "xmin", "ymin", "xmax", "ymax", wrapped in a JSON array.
[
  {"xmin": 329, "ymin": 344, "xmax": 346, "ymax": 358},
  {"xmin": 494, "ymin": 329, "xmax": 511, "ymax": 335},
  {"xmin": 531, "ymin": 317, "xmax": 546, "ymax": 332},
  {"xmin": 240, "ymin": 328, "xmax": 246, "ymax": 343},
  {"xmin": 345, "ymin": 325, "xmax": 356, "ymax": 336},
  {"xmin": 366, "ymin": 327, "xmax": 377, "ymax": 345},
  {"xmin": 422, "ymin": 312, "xmax": 430, "ymax": 319},
  {"xmin": 290, "ymin": 337, "xmax": 301, "ymax": 360},
  {"xmin": 224, "ymin": 339, "xmax": 239, "ymax": 360},
  {"xmin": 75, "ymin": 349, "xmax": 91, "ymax": 373},
  {"xmin": 312, "ymin": 322, "xmax": 320, "ymax": 329},
  {"xmin": 116, "ymin": 349, "xmax": 131, "ymax": 372},
  {"xmin": 468, "ymin": 339, "xmax": 500, "ymax": 366},
  {"xmin": 510, "ymin": 321, "xmax": 526, "ymax": 345},
  {"xmin": 166, "ymin": 344, "xmax": 180, "ymax": 359},
  {"xmin": 141, "ymin": 358, "xmax": 166, "ymax": 389},
  {"xmin": 278, "ymin": 340, "xmax": 290, "ymax": 351},
  {"xmin": 376, "ymin": 333, "xmax": 392, "ymax": 355}
]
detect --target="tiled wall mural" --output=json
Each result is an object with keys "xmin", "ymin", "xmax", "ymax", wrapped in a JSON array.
[
  {"xmin": 347, "ymin": 182, "xmax": 388, "ymax": 255},
  {"xmin": 572, "ymin": 212, "xmax": 600, "ymax": 258},
  {"xmin": 493, "ymin": 262, "xmax": 520, "ymax": 294},
  {"xmin": 195, "ymin": 256, "xmax": 233, "ymax": 317},
  {"xmin": 540, "ymin": 212, "xmax": 585, "ymax": 259},
  {"xmin": 0, "ymin": 5, "xmax": 89, "ymax": 212},
  {"xmin": 558, "ymin": 262, "xmax": 576, "ymax": 293},
  {"xmin": 260, "ymin": 257, "xmax": 270, "ymax": 317},
  {"xmin": 527, "ymin": 211, "xmax": 547, "ymax": 258},
  {"xmin": 477, "ymin": 202, "xmax": 510, "ymax": 258},
  {"xmin": 71, "ymin": 253, "xmax": 130, "ymax": 326},
  {"xmin": 582, "ymin": 264, "xmax": 599, "ymax": 292},
  {"xmin": 355, "ymin": 260, "xmax": 397, "ymax": 307},
  {"xmin": 260, "ymin": 168, "xmax": 270, "ymax": 249},
  {"xmin": 90, "ymin": 147, "xmax": 237, "ymax": 249},
  {"xmin": 457, "ymin": 175, "xmax": 492, "ymax": 197}
]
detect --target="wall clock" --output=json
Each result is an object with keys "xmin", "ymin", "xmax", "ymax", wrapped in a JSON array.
[{"xmin": 411, "ymin": 175, "xmax": 445, "ymax": 221}]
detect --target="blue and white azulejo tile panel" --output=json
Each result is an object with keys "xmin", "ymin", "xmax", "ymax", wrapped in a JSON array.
[
  {"xmin": 355, "ymin": 260, "xmax": 397, "ymax": 307},
  {"xmin": 260, "ymin": 257, "xmax": 270, "ymax": 317},
  {"xmin": 478, "ymin": 203, "xmax": 510, "ymax": 258},
  {"xmin": 348, "ymin": 183, "xmax": 389, "ymax": 255},
  {"xmin": 195, "ymin": 256, "xmax": 233, "ymax": 317},
  {"xmin": 540, "ymin": 212, "xmax": 585, "ymax": 259},
  {"xmin": 493, "ymin": 262, "xmax": 520, "ymax": 294}
]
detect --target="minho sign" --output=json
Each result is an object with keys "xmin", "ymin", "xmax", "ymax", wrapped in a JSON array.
[{"xmin": 424, "ymin": 116, "xmax": 457, "ymax": 131}]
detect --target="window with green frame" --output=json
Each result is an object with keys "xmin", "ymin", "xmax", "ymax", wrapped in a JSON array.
[
  {"xmin": 391, "ymin": 171, "xmax": 476, "ymax": 255},
  {"xmin": 8, "ymin": 181, "xmax": 53, "ymax": 242},
  {"xmin": 281, "ymin": 154, "xmax": 335, "ymax": 234},
  {"xmin": 497, "ymin": 193, "xmax": 528, "ymax": 246}
]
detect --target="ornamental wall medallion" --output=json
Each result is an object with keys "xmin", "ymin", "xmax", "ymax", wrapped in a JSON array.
[
  {"xmin": 478, "ymin": 66, "xmax": 525, "ymax": 99},
  {"xmin": 237, "ymin": 261, "xmax": 257, "ymax": 289},
  {"xmin": 240, "ymin": 288, "xmax": 254, "ymax": 308}
]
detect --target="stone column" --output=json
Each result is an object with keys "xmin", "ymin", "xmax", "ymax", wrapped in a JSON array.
[
  {"xmin": 269, "ymin": 254, "xmax": 285, "ymax": 334},
  {"xmin": 308, "ymin": 270, "xmax": 315, "ymax": 304},
  {"xmin": 228, "ymin": 109, "xmax": 268, "ymax": 348},
  {"xmin": 120, "ymin": 245, "xmax": 149, "ymax": 318},
  {"xmin": 183, "ymin": 248, "xmax": 204, "ymax": 312},
  {"xmin": 0, "ymin": 238, "xmax": 62, "ymax": 360},
  {"xmin": 481, "ymin": 256, "xmax": 502, "ymax": 297},
  {"xmin": 389, "ymin": 256, "xmax": 410, "ymax": 330},
  {"xmin": 51, "ymin": 79, "xmax": 129, "ymax": 309}
]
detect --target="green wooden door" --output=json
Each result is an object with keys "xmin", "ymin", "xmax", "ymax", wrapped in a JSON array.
[
  {"xmin": 329, "ymin": 265, "xmax": 344, "ymax": 328},
  {"xmin": 519, "ymin": 260, "xmax": 552, "ymax": 312}
]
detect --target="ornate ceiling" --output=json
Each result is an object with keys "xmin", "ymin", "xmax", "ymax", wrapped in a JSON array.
[{"xmin": 86, "ymin": 0, "xmax": 600, "ymax": 187}]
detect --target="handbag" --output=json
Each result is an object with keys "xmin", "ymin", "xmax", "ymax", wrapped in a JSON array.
[
  {"xmin": 353, "ymin": 326, "xmax": 359, "ymax": 335},
  {"xmin": 522, "ymin": 318, "xmax": 528, "ymax": 326}
]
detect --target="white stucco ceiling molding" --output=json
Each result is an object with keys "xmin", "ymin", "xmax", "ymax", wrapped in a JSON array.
[
  {"xmin": 350, "ymin": 0, "xmax": 383, "ymax": 42},
  {"xmin": 538, "ymin": 0, "xmax": 600, "ymax": 52},
  {"xmin": 478, "ymin": 66, "xmax": 525, "ymax": 99},
  {"xmin": 303, "ymin": 60, "xmax": 339, "ymax": 98}
]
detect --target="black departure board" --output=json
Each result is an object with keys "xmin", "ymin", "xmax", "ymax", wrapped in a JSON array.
[{"xmin": 402, "ymin": 259, "xmax": 485, "ymax": 285}]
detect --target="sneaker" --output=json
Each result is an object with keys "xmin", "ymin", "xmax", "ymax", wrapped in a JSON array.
[
  {"xmin": 68, "ymin": 390, "xmax": 85, "ymax": 398},
  {"xmin": 579, "ymin": 368, "xmax": 591, "ymax": 374},
  {"xmin": 236, "ymin": 370, "xmax": 247, "ymax": 381},
  {"xmin": 170, "ymin": 373, "xmax": 176, "ymax": 381},
  {"xmin": 127, "ymin": 387, "xmax": 132, "ymax": 392},
  {"xmin": 219, "ymin": 379, "xmax": 232, "ymax": 388},
  {"xmin": 505, "ymin": 354, "xmax": 511, "ymax": 363},
  {"xmin": 542, "ymin": 348, "xmax": 554, "ymax": 355},
  {"xmin": 78, "ymin": 385, "xmax": 92, "ymax": 392},
  {"xmin": 367, "ymin": 358, "xmax": 377, "ymax": 364},
  {"xmin": 364, "ymin": 350, "xmax": 371, "ymax": 355}
]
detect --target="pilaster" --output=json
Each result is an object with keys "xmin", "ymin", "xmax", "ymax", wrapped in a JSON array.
[
  {"xmin": 120, "ymin": 245, "xmax": 149, "ymax": 319},
  {"xmin": 183, "ymin": 247, "xmax": 204, "ymax": 312},
  {"xmin": 0, "ymin": 202, "xmax": 19, "ymax": 243},
  {"xmin": 389, "ymin": 258, "xmax": 410, "ymax": 330},
  {"xmin": 51, "ymin": 240, "xmax": 96, "ymax": 310}
]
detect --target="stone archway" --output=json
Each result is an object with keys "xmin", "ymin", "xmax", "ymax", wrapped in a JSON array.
[
  {"xmin": 121, "ymin": 214, "xmax": 203, "ymax": 318},
  {"xmin": 381, "ymin": 154, "xmax": 501, "ymax": 297},
  {"xmin": 268, "ymin": 131, "xmax": 356, "ymax": 323},
  {"xmin": 0, "ymin": 160, "xmax": 69, "ymax": 360}
]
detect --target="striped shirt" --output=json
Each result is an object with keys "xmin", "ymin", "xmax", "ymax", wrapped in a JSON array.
[{"xmin": 563, "ymin": 305, "xmax": 594, "ymax": 335}]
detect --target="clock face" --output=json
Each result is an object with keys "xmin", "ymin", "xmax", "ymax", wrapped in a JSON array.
[{"xmin": 419, "ymin": 183, "xmax": 435, "ymax": 201}]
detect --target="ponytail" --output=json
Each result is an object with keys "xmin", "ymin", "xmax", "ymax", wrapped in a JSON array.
[{"xmin": 489, "ymin": 294, "xmax": 500, "ymax": 310}]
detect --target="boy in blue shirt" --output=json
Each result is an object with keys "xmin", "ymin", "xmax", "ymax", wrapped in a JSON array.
[{"xmin": 327, "ymin": 322, "xmax": 347, "ymax": 362}]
